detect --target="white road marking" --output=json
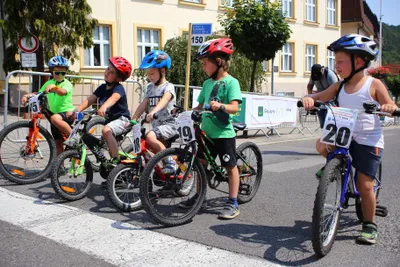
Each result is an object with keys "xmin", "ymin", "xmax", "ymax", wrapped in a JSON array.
[{"xmin": 0, "ymin": 187, "xmax": 283, "ymax": 267}]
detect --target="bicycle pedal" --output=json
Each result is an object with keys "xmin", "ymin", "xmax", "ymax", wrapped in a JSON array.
[
  {"xmin": 239, "ymin": 184, "xmax": 251, "ymax": 195},
  {"xmin": 375, "ymin": 205, "xmax": 388, "ymax": 217}
]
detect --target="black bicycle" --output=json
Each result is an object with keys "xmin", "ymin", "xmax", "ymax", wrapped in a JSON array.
[{"xmin": 139, "ymin": 106, "xmax": 263, "ymax": 226}]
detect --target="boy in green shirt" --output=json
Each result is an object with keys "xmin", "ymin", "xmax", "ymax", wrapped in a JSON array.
[
  {"xmin": 180, "ymin": 38, "xmax": 242, "ymax": 219},
  {"xmin": 21, "ymin": 56, "xmax": 75, "ymax": 155}
]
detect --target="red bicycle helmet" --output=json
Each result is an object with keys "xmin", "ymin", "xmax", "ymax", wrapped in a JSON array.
[
  {"xmin": 108, "ymin": 56, "xmax": 132, "ymax": 81},
  {"xmin": 196, "ymin": 38, "xmax": 234, "ymax": 59}
]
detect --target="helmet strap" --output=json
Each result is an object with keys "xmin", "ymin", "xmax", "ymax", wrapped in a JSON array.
[
  {"xmin": 155, "ymin": 69, "xmax": 163, "ymax": 86},
  {"xmin": 343, "ymin": 54, "xmax": 369, "ymax": 83}
]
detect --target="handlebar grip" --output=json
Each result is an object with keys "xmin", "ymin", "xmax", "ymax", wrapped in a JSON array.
[
  {"xmin": 392, "ymin": 109, "xmax": 400, "ymax": 117},
  {"xmin": 297, "ymin": 100, "xmax": 321, "ymax": 108},
  {"xmin": 153, "ymin": 113, "xmax": 158, "ymax": 120},
  {"xmin": 296, "ymin": 101, "xmax": 303, "ymax": 108},
  {"xmin": 203, "ymin": 104, "xmax": 212, "ymax": 111}
]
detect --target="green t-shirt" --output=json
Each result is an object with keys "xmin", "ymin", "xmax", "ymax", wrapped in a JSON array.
[
  {"xmin": 197, "ymin": 75, "xmax": 242, "ymax": 138},
  {"xmin": 39, "ymin": 79, "xmax": 75, "ymax": 113}
]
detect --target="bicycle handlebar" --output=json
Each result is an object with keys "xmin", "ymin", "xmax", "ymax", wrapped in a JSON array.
[{"xmin": 297, "ymin": 100, "xmax": 400, "ymax": 117}]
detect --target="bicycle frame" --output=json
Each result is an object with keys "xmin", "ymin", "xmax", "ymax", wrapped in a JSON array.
[{"xmin": 327, "ymin": 147, "xmax": 382, "ymax": 208}]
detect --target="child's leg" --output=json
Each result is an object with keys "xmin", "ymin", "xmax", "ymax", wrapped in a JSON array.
[
  {"xmin": 51, "ymin": 112, "xmax": 73, "ymax": 155},
  {"xmin": 145, "ymin": 130, "xmax": 165, "ymax": 153},
  {"xmin": 226, "ymin": 165, "xmax": 239, "ymax": 199},
  {"xmin": 357, "ymin": 172, "xmax": 376, "ymax": 223},
  {"xmin": 103, "ymin": 117, "xmax": 129, "ymax": 159}
]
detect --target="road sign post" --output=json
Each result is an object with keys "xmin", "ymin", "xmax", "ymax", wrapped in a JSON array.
[{"xmin": 184, "ymin": 23, "xmax": 212, "ymax": 110}]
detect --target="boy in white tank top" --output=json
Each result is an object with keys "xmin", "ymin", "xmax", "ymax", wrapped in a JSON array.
[{"xmin": 302, "ymin": 34, "xmax": 398, "ymax": 245}]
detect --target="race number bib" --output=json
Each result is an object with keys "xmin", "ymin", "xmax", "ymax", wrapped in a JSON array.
[
  {"xmin": 28, "ymin": 95, "xmax": 40, "ymax": 114},
  {"xmin": 131, "ymin": 124, "xmax": 142, "ymax": 154},
  {"xmin": 176, "ymin": 111, "xmax": 195, "ymax": 144},
  {"xmin": 320, "ymin": 107, "xmax": 358, "ymax": 149}
]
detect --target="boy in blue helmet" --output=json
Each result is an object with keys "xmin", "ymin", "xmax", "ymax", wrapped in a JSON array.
[
  {"xmin": 21, "ymin": 56, "xmax": 75, "ymax": 155},
  {"xmin": 131, "ymin": 50, "xmax": 177, "ymax": 173},
  {"xmin": 302, "ymin": 34, "xmax": 398, "ymax": 244}
]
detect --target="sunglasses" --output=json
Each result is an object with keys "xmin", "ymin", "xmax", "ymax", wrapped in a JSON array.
[{"xmin": 54, "ymin": 71, "xmax": 66, "ymax": 76}]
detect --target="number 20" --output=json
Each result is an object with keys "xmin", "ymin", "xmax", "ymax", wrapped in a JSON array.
[{"xmin": 323, "ymin": 124, "xmax": 351, "ymax": 146}]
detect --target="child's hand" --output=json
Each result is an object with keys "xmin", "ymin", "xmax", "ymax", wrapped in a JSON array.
[
  {"xmin": 302, "ymin": 97, "xmax": 315, "ymax": 110},
  {"xmin": 146, "ymin": 113, "xmax": 154, "ymax": 122},
  {"xmin": 210, "ymin": 101, "xmax": 222, "ymax": 111},
  {"xmin": 97, "ymin": 106, "xmax": 107, "ymax": 117},
  {"xmin": 381, "ymin": 104, "xmax": 398, "ymax": 115},
  {"xmin": 44, "ymin": 84, "xmax": 56, "ymax": 94}
]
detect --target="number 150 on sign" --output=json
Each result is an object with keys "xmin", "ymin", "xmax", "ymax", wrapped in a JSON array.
[{"xmin": 191, "ymin": 35, "xmax": 205, "ymax": 46}]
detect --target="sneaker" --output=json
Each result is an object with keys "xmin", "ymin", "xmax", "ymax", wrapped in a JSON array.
[
  {"xmin": 163, "ymin": 159, "xmax": 177, "ymax": 175},
  {"xmin": 218, "ymin": 202, "xmax": 240, "ymax": 219},
  {"xmin": 316, "ymin": 166, "xmax": 325, "ymax": 179},
  {"xmin": 356, "ymin": 222, "xmax": 378, "ymax": 244},
  {"xmin": 178, "ymin": 175, "xmax": 195, "ymax": 196}
]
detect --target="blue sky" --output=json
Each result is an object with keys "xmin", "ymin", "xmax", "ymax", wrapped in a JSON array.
[{"xmin": 366, "ymin": 0, "xmax": 399, "ymax": 26}]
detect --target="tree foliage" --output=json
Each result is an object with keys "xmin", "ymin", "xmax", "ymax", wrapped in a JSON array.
[
  {"xmin": 382, "ymin": 23, "xmax": 400, "ymax": 64},
  {"xmin": 384, "ymin": 75, "xmax": 400, "ymax": 102},
  {"xmin": 219, "ymin": 0, "xmax": 291, "ymax": 92},
  {"xmin": 162, "ymin": 34, "xmax": 265, "ymax": 91},
  {"xmin": 0, "ymin": 0, "xmax": 97, "ymax": 73}
]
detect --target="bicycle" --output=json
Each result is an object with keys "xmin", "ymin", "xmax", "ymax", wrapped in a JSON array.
[
  {"xmin": 297, "ymin": 100, "xmax": 400, "ymax": 257},
  {"xmin": 50, "ymin": 111, "xmax": 135, "ymax": 201},
  {"xmin": 0, "ymin": 92, "xmax": 104, "ymax": 184},
  {"xmin": 106, "ymin": 113, "xmax": 179, "ymax": 212},
  {"xmin": 139, "ymin": 106, "xmax": 263, "ymax": 226}
]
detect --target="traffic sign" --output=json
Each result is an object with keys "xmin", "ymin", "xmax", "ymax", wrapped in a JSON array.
[
  {"xmin": 20, "ymin": 52, "xmax": 37, "ymax": 68},
  {"xmin": 191, "ymin": 23, "xmax": 212, "ymax": 47},
  {"xmin": 18, "ymin": 36, "xmax": 39, "ymax": 53}
]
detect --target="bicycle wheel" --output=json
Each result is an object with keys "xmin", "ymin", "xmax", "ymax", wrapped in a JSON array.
[
  {"xmin": 140, "ymin": 147, "xmax": 207, "ymax": 226},
  {"xmin": 0, "ymin": 121, "xmax": 56, "ymax": 184},
  {"xmin": 107, "ymin": 162, "xmax": 143, "ymax": 212},
  {"xmin": 236, "ymin": 142, "xmax": 263, "ymax": 204},
  {"xmin": 355, "ymin": 162, "xmax": 382, "ymax": 222},
  {"xmin": 312, "ymin": 157, "xmax": 343, "ymax": 258},
  {"xmin": 84, "ymin": 116, "xmax": 106, "ymax": 172},
  {"xmin": 50, "ymin": 149, "xmax": 93, "ymax": 201}
]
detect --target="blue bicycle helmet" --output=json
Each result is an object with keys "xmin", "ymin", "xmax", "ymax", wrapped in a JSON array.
[
  {"xmin": 328, "ymin": 34, "xmax": 378, "ymax": 61},
  {"xmin": 139, "ymin": 50, "xmax": 171, "ymax": 69},
  {"xmin": 48, "ymin": 56, "xmax": 69, "ymax": 69}
]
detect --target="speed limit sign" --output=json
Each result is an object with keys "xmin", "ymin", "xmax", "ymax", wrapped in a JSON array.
[{"xmin": 191, "ymin": 35, "xmax": 205, "ymax": 46}]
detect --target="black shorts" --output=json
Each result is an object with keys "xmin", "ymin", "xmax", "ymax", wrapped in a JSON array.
[
  {"xmin": 350, "ymin": 141, "xmax": 383, "ymax": 180},
  {"xmin": 197, "ymin": 137, "xmax": 237, "ymax": 167},
  {"xmin": 50, "ymin": 112, "xmax": 74, "ymax": 140}
]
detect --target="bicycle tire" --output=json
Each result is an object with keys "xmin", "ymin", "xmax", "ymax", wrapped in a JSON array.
[
  {"xmin": 312, "ymin": 157, "xmax": 343, "ymax": 258},
  {"xmin": 0, "ymin": 120, "xmax": 56, "ymax": 184},
  {"xmin": 50, "ymin": 149, "xmax": 93, "ymax": 201},
  {"xmin": 107, "ymin": 163, "xmax": 143, "ymax": 212},
  {"xmin": 140, "ymin": 147, "xmax": 207, "ymax": 226},
  {"xmin": 355, "ymin": 162, "xmax": 382, "ymax": 222},
  {"xmin": 235, "ymin": 142, "xmax": 263, "ymax": 204},
  {"xmin": 84, "ymin": 116, "xmax": 106, "ymax": 172}
]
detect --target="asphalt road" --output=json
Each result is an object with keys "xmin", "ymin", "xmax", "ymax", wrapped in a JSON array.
[{"xmin": 1, "ymin": 128, "xmax": 400, "ymax": 267}]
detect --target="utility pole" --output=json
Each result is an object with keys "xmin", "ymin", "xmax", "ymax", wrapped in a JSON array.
[{"xmin": 379, "ymin": 0, "xmax": 383, "ymax": 66}]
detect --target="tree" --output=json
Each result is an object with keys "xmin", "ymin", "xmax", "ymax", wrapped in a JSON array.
[
  {"xmin": 384, "ymin": 75, "xmax": 400, "ymax": 102},
  {"xmin": 220, "ymin": 0, "xmax": 291, "ymax": 92},
  {"xmin": 163, "ymin": 34, "xmax": 265, "ymax": 89},
  {"xmin": 0, "ymin": 0, "xmax": 97, "ymax": 83}
]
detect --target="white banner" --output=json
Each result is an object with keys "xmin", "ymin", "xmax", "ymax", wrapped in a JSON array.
[{"xmin": 192, "ymin": 89, "xmax": 297, "ymax": 129}]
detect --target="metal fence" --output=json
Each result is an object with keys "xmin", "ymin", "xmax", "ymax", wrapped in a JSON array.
[{"xmin": 1, "ymin": 70, "xmax": 143, "ymax": 127}]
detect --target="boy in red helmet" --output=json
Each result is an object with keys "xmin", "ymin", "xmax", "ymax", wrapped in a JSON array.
[
  {"xmin": 180, "ymin": 38, "xmax": 243, "ymax": 219},
  {"xmin": 77, "ymin": 56, "xmax": 132, "ymax": 166}
]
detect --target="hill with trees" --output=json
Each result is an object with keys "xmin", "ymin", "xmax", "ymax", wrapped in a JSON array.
[{"xmin": 383, "ymin": 23, "xmax": 400, "ymax": 64}]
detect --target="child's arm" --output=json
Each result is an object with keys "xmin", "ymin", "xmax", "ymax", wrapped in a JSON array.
[
  {"xmin": 373, "ymin": 79, "xmax": 398, "ymax": 114},
  {"xmin": 132, "ymin": 98, "xmax": 149, "ymax": 120},
  {"xmin": 97, "ymin": 93, "xmax": 121, "ymax": 117},
  {"xmin": 148, "ymin": 92, "xmax": 173, "ymax": 118},
  {"xmin": 44, "ymin": 84, "xmax": 68, "ymax": 96},
  {"xmin": 76, "ymin": 94, "xmax": 98, "ymax": 112},
  {"xmin": 209, "ymin": 100, "xmax": 239, "ymax": 114}
]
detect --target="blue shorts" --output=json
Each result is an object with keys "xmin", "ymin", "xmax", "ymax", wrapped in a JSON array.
[{"xmin": 350, "ymin": 141, "xmax": 383, "ymax": 180}]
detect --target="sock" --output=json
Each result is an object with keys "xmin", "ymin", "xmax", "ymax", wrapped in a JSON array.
[{"xmin": 229, "ymin": 197, "xmax": 238, "ymax": 207}]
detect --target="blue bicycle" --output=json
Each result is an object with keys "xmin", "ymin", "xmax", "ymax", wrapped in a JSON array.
[{"xmin": 298, "ymin": 100, "xmax": 400, "ymax": 257}]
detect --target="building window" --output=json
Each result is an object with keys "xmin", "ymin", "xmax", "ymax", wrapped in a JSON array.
[
  {"xmin": 221, "ymin": 0, "xmax": 234, "ymax": 7},
  {"xmin": 306, "ymin": 0, "xmax": 316, "ymax": 22},
  {"xmin": 84, "ymin": 25, "xmax": 111, "ymax": 67},
  {"xmin": 137, "ymin": 29, "xmax": 161, "ymax": 65},
  {"xmin": 282, "ymin": 0, "xmax": 293, "ymax": 18},
  {"xmin": 281, "ymin": 43, "xmax": 293, "ymax": 72},
  {"xmin": 327, "ymin": 50, "xmax": 336, "ymax": 70},
  {"xmin": 182, "ymin": 0, "xmax": 201, "ymax": 2},
  {"xmin": 327, "ymin": 0, "xmax": 336, "ymax": 25},
  {"xmin": 305, "ymin": 45, "xmax": 317, "ymax": 72},
  {"xmin": 262, "ymin": 61, "xmax": 270, "ymax": 72}
]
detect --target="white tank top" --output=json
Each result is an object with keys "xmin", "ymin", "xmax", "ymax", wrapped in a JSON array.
[{"xmin": 337, "ymin": 77, "xmax": 384, "ymax": 148}]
